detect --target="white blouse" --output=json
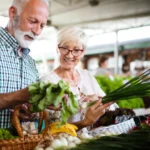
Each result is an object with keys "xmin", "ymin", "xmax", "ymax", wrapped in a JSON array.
[{"xmin": 40, "ymin": 69, "xmax": 105, "ymax": 96}]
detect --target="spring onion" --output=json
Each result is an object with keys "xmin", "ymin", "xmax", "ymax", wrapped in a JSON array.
[{"xmin": 102, "ymin": 69, "xmax": 150, "ymax": 103}]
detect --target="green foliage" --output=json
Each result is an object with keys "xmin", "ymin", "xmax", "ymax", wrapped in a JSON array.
[
  {"xmin": 29, "ymin": 80, "xmax": 79, "ymax": 125},
  {"xmin": 0, "ymin": 128, "xmax": 17, "ymax": 140},
  {"xmin": 95, "ymin": 75, "xmax": 145, "ymax": 109},
  {"xmin": 95, "ymin": 76, "xmax": 124, "ymax": 94},
  {"xmin": 117, "ymin": 98, "xmax": 144, "ymax": 108}
]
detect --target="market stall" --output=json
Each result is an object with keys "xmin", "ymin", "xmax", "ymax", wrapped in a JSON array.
[{"xmin": 0, "ymin": 69, "xmax": 150, "ymax": 150}]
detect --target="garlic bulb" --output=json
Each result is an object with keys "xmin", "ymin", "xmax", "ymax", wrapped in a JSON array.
[
  {"xmin": 59, "ymin": 137, "xmax": 68, "ymax": 147},
  {"xmin": 45, "ymin": 147, "xmax": 54, "ymax": 150},
  {"xmin": 51, "ymin": 139, "xmax": 63, "ymax": 149}
]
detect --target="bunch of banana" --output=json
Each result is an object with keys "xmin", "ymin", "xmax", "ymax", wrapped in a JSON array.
[{"xmin": 49, "ymin": 122, "xmax": 78, "ymax": 136}]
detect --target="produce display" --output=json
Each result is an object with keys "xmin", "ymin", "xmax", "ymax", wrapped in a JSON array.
[
  {"xmin": 1, "ymin": 70, "xmax": 150, "ymax": 150},
  {"xmin": 29, "ymin": 80, "xmax": 79, "ymax": 125},
  {"xmin": 70, "ymin": 128, "xmax": 150, "ymax": 150},
  {"xmin": 34, "ymin": 116, "xmax": 150, "ymax": 150}
]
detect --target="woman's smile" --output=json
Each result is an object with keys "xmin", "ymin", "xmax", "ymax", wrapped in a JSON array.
[{"xmin": 64, "ymin": 58, "xmax": 74, "ymax": 62}]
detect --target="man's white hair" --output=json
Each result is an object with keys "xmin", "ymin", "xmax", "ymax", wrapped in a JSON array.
[
  {"xmin": 58, "ymin": 26, "xmax": 88, "ymax": 49},
  {"xmin": 12, "ymin": 0, "xmax": 49, "ymax": 15}
]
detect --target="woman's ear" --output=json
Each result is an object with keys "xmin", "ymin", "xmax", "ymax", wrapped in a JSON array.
[
  {"xmin": 80, "ymin": 48, "xmax": 86, "ymax": 58},
  {"xmin": 9, "ymin": 6, "xmax": 17, "ymax": 21},
  {"xmin": 56, "ymin": 48, "xmax": 59, "ymax": 54}
]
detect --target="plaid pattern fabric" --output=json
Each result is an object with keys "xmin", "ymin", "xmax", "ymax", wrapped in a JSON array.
[{"xmin": 0, "ymin": 27, "xmax": 39, "ymax": 128}]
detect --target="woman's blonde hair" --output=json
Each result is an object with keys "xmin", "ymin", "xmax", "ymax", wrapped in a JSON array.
[{"xmin": 57, "ymin": 26, "xmax": 88, "ymax": 49}]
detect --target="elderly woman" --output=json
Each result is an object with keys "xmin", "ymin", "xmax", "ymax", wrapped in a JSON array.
[{"xmin": 40, "ymin": 26, "xmax": 117, "ymax": 130}]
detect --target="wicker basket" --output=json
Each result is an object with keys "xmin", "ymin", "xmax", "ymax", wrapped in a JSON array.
[{"xmin": 0, "ymin": 106, "xmax": 50, "ymax": 150}]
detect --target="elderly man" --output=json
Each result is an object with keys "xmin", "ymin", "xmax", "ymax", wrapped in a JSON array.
[{"xmin": 0, "ymin": 0, "xmax": 49, "ymax": 128}]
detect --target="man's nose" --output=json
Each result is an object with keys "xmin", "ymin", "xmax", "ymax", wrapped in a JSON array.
[{"xmin": 32, "ymin": 24, "xmax": 42, "ymax": 36}]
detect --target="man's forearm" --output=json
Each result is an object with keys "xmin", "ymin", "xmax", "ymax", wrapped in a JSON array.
[{"xmin": 0, "ymin": 87, "xmax": 31, "ymax": 110}]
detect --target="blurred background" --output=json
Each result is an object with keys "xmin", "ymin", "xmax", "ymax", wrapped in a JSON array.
[{"xmin": 1, "ymin": 0, "xmax": 150, "ymax": 111}]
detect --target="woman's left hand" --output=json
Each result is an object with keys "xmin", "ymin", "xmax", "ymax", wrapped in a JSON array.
[{"xmin": 82, "ymin": 100, "xmax": 113, "ymax": 126}]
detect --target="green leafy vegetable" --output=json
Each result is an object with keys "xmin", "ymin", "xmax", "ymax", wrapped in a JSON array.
[
  {"xmin": 28, "ymin": 80, "xmax": 79, "ymax": 125},
  {"xmin": 0, "ymin": 128, "xmax": 17, "ymax": 140}
]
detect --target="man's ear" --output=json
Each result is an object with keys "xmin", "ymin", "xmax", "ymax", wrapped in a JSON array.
[{"xmin": 9, "ymin": 6, "xmax": 17, "ymax": 20}]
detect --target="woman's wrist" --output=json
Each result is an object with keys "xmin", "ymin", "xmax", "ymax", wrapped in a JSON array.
[
  {"xmin": 72, "ymin": 119, "xmax": 90, "ymax": 130},
  {"xmin": 81, "ymin": 118, "xmax": 91, "ymax": 127}
]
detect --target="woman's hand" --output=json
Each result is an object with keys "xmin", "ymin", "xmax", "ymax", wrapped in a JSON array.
[
  {"xmin": 82, "ymin": 100, "xmax": 113, "ymax": 126},
  {"xmin": 80, "ymin": 94, "xmax": 100, "ymax": 103}
]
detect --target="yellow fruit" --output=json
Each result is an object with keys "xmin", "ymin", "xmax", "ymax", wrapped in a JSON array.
[
  {"xmin": 49, "ymin": 122, "xmax": 60, "ymax": 126},
  {"xmin": 49, "ymin": 122, "xmax": 77, "ymax": 136},
  {"xmin": 66, "ymin": 123, "xmax": 78, "ymax": 131},
  {"xmin": 49, "ymin": 122, "xmax": 78, "ymax": 130}
]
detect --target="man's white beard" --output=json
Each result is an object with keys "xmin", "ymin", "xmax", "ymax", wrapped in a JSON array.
[
  {"xmin": 13, "ymin": 16, "xmax": 38, "ymax": 48},
  {"xmin": 14, "ymin": 29, "xmax": 37, "ymax": 48}
]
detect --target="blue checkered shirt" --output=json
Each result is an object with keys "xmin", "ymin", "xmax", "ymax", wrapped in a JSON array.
[{"xmin": 0, "ymin": 27, "xmax": 39, "ymax": 128}]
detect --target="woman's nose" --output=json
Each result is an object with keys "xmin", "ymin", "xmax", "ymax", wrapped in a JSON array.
[{"xmin": 66, "ymin": 50, "xmax": 74, "ymax": 57}]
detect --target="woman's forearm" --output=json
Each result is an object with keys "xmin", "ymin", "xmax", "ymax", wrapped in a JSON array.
[
  {"xmin": 72, "ymin": 119, "xmax": 89, "ymax": 130},
  {"xmin": 0, "ymin": 87, "xmax": 31, "ymax": 110}
]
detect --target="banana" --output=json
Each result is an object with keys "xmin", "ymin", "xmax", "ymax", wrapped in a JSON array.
[
  {"xmin": 49, "ymin": 122, "xmax": 78, "ymax": 131},
  {"xmin": 66, "ymin": 123, "xmax": 78, "ymax": 131},
  {"xmin": 49, "ymin": 122, "xmax": 78, "ymax": 136}
]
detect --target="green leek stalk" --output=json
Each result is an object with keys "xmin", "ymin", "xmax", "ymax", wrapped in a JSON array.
[{"xmin": 102, "ymin": 69, "xmax": 150, "ymax": 103}]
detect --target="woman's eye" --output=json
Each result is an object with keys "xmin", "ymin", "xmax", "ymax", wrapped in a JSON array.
[{"xmin": 74, "ymin": 50, "xmax": 80, "ymax": 52}]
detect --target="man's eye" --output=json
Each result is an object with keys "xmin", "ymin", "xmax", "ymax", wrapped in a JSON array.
[
  {"xmin": 41, "ymin": 25, "xmax": 44, "ymax": 29},
  {"xmin": 29, "ymin": 20, "xmax": 36, "ymax": 24}
]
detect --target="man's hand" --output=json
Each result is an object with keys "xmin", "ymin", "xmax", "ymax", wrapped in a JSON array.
[
  {"xmin": 10, "ymin": 103, "xmax": 38, "ymax": 122},
  {"xmin": 47, "ymin": 104, "xmax": 61, "ymax": 111}
]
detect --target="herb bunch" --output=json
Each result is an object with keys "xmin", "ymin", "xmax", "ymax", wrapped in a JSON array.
[{"xmin": 28, "ymin": 80, "xmax": 79, "ymax": 125}]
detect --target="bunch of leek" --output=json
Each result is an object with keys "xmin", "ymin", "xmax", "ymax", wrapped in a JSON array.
[{"xmin": 102, "ymin": 69, "xmax": 150, "ymax": 103}]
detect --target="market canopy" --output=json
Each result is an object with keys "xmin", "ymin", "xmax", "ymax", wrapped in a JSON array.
[
  {"xmin": 1, "ymin": 0, "xmax": 150, "ymax": 32},
  {"xmin": 0, "ymin": 0, "xmax": 150, "ymax": 61}
]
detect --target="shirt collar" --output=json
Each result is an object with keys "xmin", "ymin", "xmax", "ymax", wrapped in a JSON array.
[{"xmin": 21, "ymin": 48, "xmax": 30, "ymax": 55}]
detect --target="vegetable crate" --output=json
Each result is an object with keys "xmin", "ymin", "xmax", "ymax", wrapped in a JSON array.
[
  {"xmin": 89, "ymin": 118, "xmax": 136, "ymax": 137},
  {"xmin": 0, "ymin": 106, "xmax": 49, "ymax": 150}
]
